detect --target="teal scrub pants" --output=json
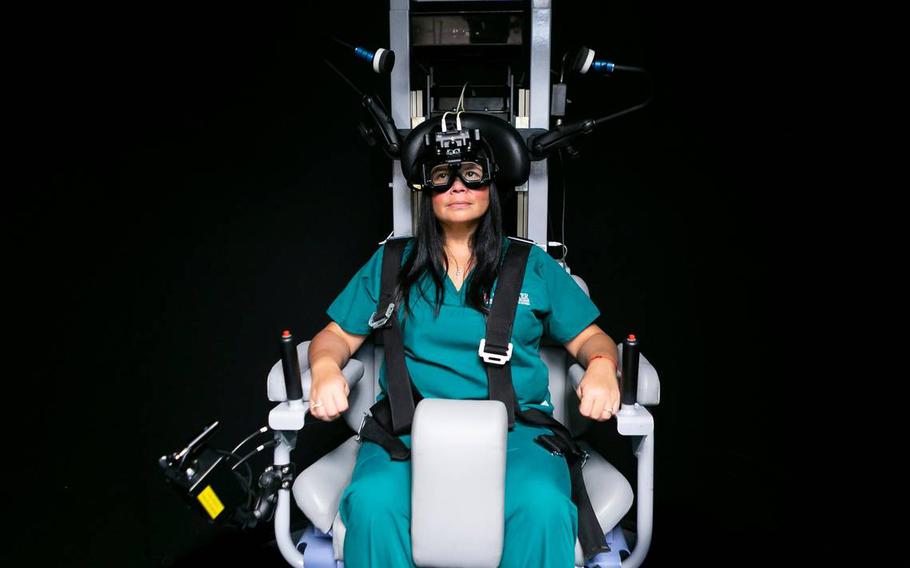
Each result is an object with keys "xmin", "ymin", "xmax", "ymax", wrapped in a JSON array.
[{"xmin": 339, "ymin": 420, "xmax": 579, "ymax": 567}]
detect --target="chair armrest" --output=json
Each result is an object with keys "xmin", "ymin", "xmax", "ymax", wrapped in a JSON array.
[
  {"xmin": 267, "ymin": 340, "xmax": 365, "ymax": 431},
  {"xmin": 267, "ymin": 340, "xmax": 365, "ymax": 402},
  {"xmin": 410, "ymin": 399, "xmax": 508, "ymax": 568},
  {"xmin": 568, "ymin": 344, "xmax": 661, "ymax": 407}
]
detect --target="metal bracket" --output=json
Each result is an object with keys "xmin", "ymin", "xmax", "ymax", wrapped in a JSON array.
[
  {"xmin": 354, "ymin": 411, "xmax": 371, "ymax": 442},
  {"xmin": 368, "ymin": 302, "xmax": 396, "ymax": 329}
]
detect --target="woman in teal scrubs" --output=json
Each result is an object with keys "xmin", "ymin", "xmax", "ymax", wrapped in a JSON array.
[{"xmin": 309, "ymin": 145, "xmax": 621, "ymax": 567}]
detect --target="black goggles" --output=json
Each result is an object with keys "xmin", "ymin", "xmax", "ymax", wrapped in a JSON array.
[{"xmin": 421, "ymin": 158, "xmax": 492, "ymax": 191}]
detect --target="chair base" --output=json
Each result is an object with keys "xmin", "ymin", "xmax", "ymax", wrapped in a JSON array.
[{"xmin": 295, "ymin": 523, "xmax": 631, "ymax": 568}]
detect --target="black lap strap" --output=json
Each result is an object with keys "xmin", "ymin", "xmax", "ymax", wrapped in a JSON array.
[
  {"xmin": 357, "ymin": 381, "xmax": 425, "ymax": 461},
  {"xmin": 517, "ymin": 407, "xmax": 610, "ymax": 562},
  {"xmin": 357, "ymin": 414, "xmax": 410, "ymax": 461}
]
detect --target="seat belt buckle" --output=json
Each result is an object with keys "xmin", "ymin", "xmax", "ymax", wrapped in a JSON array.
[
  {"xmin": 368, "ymin": 302, "xmax": 395, "ymax": 329},
  {"xmin": 478, "ymin": 338, "xmax": 513, "ymax": 365}
]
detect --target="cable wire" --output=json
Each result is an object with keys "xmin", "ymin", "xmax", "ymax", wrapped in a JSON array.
[{"xmin": 231, "ymin": 426, "xmax": 269, "ymax": 455}]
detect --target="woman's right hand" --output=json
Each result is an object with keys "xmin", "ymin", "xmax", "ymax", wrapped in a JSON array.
[{"xmin": 308, "ymin": 362, "xmax": 351, "ymax": 421}]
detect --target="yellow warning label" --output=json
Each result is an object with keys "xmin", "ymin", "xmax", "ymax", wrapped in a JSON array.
[{"xmin": 196, "ymin": 485, "xmax": 225, "ymax": 520}]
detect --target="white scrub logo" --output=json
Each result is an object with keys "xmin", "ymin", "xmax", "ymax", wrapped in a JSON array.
[{"xmin": 484, "ymin": 291, "xmax": 531, "ymax": 306}]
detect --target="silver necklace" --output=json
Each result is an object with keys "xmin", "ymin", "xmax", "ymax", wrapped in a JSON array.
[{"xmin": 444, "ymin": 245, "xmax": 472, "ymax": 280}]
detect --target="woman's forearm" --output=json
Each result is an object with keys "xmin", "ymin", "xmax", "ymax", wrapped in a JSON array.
[
  {"xmin": 308, "ymin": 328, "xmax": 352, "ymax": 374},
  {"xmin": 577, "ymin": 332, "xmax": 619, "ymax": 368}
]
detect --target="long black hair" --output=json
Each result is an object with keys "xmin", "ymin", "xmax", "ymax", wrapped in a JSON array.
[{"xmin": 395, "ymin": 180, "xmax": 505, "ymax": 319}]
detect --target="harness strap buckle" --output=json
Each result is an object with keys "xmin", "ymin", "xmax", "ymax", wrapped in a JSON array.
[
  {"xmin": 534, "ymin": 434, "xmax": 564, "ymax": 457},
  {"xmin": 368, "ymin": 302, "xmax": 395, "ymax": 329},
  {"xmin": 478, "ymin": 338, "xmax": 513, "ymax": 365},
  {"xmin": 354, "ymin": 411, "xmax": 371, "ymax": 442}
]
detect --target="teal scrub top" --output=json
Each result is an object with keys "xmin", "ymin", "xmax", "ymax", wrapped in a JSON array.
[{"xmin": 326, "ymin": 237, "xmax": 601, "ymax": 416}]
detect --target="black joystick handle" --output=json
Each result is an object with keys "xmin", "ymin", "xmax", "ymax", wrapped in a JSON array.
[
  {"xmin": 280, "ymin": 330, "xmax": 304, "ymax": 402},
  {"xmin": 621, "ymin": 334, "xmax": 640, "ymax": 406}
]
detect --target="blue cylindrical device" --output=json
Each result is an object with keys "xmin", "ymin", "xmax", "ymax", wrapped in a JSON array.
[
  {"xmin": 354, "ymin": 46, "xmax": 395, "ymax": 74},
  {"xmin": 592, "ymin": 60, "xmax": 616, "ymax": 74}
]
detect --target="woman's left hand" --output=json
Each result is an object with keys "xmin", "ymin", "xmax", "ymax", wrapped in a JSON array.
[{"xmin": 576, "ymin": 359, "xmax": 620, "ymax": 421}]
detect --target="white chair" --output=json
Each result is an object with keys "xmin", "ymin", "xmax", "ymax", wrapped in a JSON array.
[{"xmin": 266, "ymin": 274, "xmax": 660, "ymax": 567}]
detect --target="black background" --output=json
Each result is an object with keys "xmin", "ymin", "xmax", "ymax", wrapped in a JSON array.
[{"xmin": 11, "ymin": 1, "xmax": 798, "ymax": 566}]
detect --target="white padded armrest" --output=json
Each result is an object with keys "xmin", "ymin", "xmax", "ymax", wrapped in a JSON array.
[
  {"xmin": 410, "ymin": 399, "xmax": 508, "ymax": 568},
  {"xmin": 267, "ymin": 340, "xmax": 365, "ymax": 402}
]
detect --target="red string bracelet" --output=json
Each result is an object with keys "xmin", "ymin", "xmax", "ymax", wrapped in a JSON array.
[{"xmin": 588, "ymin": 354, "xmax": 617, "ymax": 367}]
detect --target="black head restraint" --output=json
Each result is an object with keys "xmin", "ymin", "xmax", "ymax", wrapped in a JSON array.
[{"xmin": 400, "ymin": 112, "xmax": 531, "ymax": 192}]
